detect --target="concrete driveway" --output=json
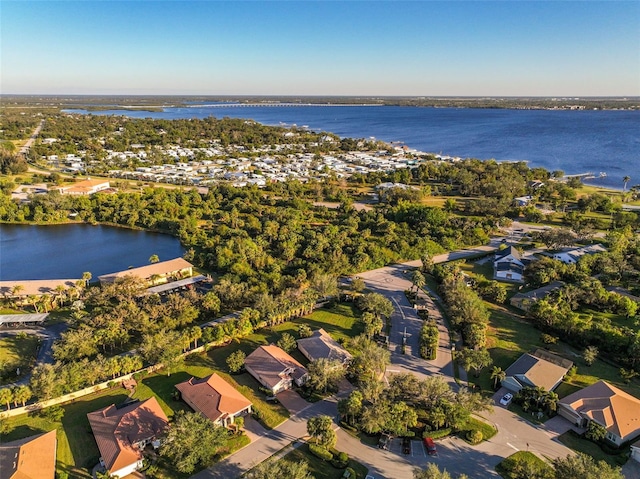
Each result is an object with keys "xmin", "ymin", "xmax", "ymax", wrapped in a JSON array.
[{"xmin": 277, "ymin": 389, "xmax": 311, "ymax": 415}]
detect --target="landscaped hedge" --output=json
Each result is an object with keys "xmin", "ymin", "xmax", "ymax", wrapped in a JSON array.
[
  {"xmin": 309, "ymin": 444, "xmax": 334, "ymax": 461},
  {"xmin": 424, "ymin": 428, "xmax": 451, "ymax": 440},
  {"xmin": 419, "ymin": 321, "xmax": 439, "ymax": 360}
]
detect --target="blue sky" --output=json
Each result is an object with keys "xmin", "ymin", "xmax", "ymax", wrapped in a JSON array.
[{"xmin": 2, "ymin": 1, "xmax": 639, "ymax": 96}]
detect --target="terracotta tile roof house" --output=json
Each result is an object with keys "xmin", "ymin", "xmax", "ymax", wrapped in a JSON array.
[
  {"xmin": 297, "ymin": 328, "xmax": 352, "ymax": 365},
  {"xmin": 56, "ymin": 179, "xmax": 111, "ymax": 195},
  {"xmin": 0, "ymin": 279, "xmax": 83, "ymax": 299},
  {"xmin": 245, "ymin": 345, "xmax": 308, "ymax": 394},
  {"xmin": 98, "ymin": 258, "xmax": 193, "ymax": 285},
  {"xmin": 502, "ymin": 350, "xmax": 572, "ymax": 393},
  {"xmin": 56, "ymin": 178, "xmax": 111, "ymax": 195},
  {"xmin": 0, "ymin": 430, "xmax": 57, "ymax": 479},
  {"xmin": 87, "ymin": 397, "xmax": 169, "ymax": 478},
  {"xmin": 559, "ymin": 381, "xmax": 640, "ymax": 446},
  {"xmin": 176, "ymin": 373, "xmax": 252, "ymax": 426}
]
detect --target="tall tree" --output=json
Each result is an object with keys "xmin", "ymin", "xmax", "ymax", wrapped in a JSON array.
[
  {"xmin": 623, "ymin": 176, "xmax": 631, "ymax": 192},
  {"xmin": 160, "ymin": 411, "xmax": 228, "ymax": 474},
  {"xmin": 307, "ymin": 358, "xmax": 345, "ymax": 393},
  {"xmin": 552, "ymin": 453, "xmax": 623, "ymax": 479},
  {"xmin": 307, "ymin": 415, "xmax": 336, "ymax": 448}
]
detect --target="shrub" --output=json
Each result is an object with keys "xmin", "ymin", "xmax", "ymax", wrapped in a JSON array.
[
  {"xmin": 425, "ymin": 428, "xmax": 452, "ymax": 440},
  {"xmin": 343, "ymin": 467, "xmax": 357, "ymax": 479},
  {"xmin": 419, "ymin": 321, "xmax": 439, "ymax": 360},
  {"xmin": 309, "ymin": 444, "xmax": 333, "ymax": 461},
  {"xmin": 331, "ymin": 450, "xmax": 349, "ymax": 468},
  {"xmin": 466, "ymin": 429, "xmax": 483, "ymax": 445}
]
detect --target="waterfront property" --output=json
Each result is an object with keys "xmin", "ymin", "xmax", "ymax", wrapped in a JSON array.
[
  {"xmin": 502, "ymin": 350, "xmax": 572, "ymax": 393},
  {"xmin": 558, "ymin": 380, "xmax": 640, "ymax": 447},
  {"xmin": 87, "ymin": 397, "xmax": 168, "ymax": 478},
  {"xmin": 0, "ymin": 279, "xmax": 83, "ymax": 305},
  {"xmin": 0, "ymin": 430, "xmax": 57, "ymax": 479},
  {"xmin": 245, "ymin": 345, "xmax": 308, "ymax": 395},
  {"xmin": 175, "ymin": 373, "xmax": 252, "ymax": 427},
  {"xmin": 98, "ymin": 257, "xmax": 193, "ymax": 285},
  {"xmin": 297, "ymin": 328, "xmax": 352, "ymax": 365},
  {"xmin": 54, "ymin": 178, "xmax": 111, "ymax": 195}
]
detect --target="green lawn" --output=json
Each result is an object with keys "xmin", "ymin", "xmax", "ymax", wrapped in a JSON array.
[
  {"xmin": 0, "ymin": 304, "xmax": 364, "ymax": 477},
  {"xmin": 474, "ymin": 300, "xmax": 640, "ymax": 398},
  {"xmin": 496, "ymin": 451, "xmax": 552, "ymax": 479},
  {"xmin": 0, "ymin": 334, "xmax": 41, "ymax": 384},
  {"xmin": 462, "ymin": 416, "xmax": 498, "ymax": 442},
  {"xmin": 557, "ymin": 430, "xmax": 628, "ymax": 467},
  {"xmin": 284, "ymin": 443, "xmax": 369, "ymax": 479},
  {"xmin": 579, "ymin": 309, "xmax": 639, "ymax": 333}
]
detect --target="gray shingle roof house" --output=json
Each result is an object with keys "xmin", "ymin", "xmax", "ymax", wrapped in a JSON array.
[
  {"xmin": 494, "ymin": 246, "xmax": 525, "ymax": 283},
  {"xmin": 297, "ymin": 328, "xmax": 352, "ymax": 365},
  {"xmin": 245, "ymin": 345, "xmax": 308, "ymax": 395},
  {"xmin": 502, "ymin": 350, "xmax": 572, "ymax": 393}
]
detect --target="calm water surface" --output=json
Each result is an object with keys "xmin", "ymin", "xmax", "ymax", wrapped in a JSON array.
[
  {"xmin": 0, "ymin": 224, "xmax": 184, "ymax": 280},
  {"xmin": 67, "ymin": 105, "xmax": 640, "ymax": 189}
]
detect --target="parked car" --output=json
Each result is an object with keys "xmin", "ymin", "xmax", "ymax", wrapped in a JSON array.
[
  {"xmin": 402, "ymin": 437, "xmax": 411, "ymax": 455},
  {"xmin": 378, "ymin": 433, "xmax": 391, "ymax": 450},
  {"xmin": 424, "ymin": 437, "xmax": 437, "ymax": 456},
  {"xmin": 500, "ymin": 392, "xmax": 513, "ymax": 406}
]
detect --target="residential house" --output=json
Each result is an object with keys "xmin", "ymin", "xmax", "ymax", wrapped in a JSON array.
[
  {"xmin": 0, "ymin": 430, "xmax": 57, "ymax": 479},
  {"xmin": 245, "ymin": 345, "xmax": 308, "ymax": 394},
  {"xmin": 514, "ymin": 195, "xmax": 533, "ymax": 207},
  {"xmin": 175, "ymin": 373, "xmax": 252, "ymax": 427},
  {"xmin": 558, "ymin": 381, "xmax": 640, "ymax": 446},
  {"xmin": 509, "ymin": 281, "xmax": 565, "ymax": 311},
  {"xmin": 494, "ymin": 246, "xmax": 525, "ymax": 283},
  {"xmin": 98, "ymin": 258, "xmax": 193, "ymax": 285},
  {"xmin": 502, "ymin": 350, "xmax": 572, "ymax": 393},
  {"xmin": 297, "ymin": 328, "xmax": 352, "ymax": 365},
  {"xmin": 56, "ymin": 179, "xmax": 110, "ymax": 195},
  {"xmin": 552, "ymin": 244, "xmax": 607, "ymax": 264},
  {"xmin": 87, "ymin": 397, "xmax": 169, "ymax": 478}
]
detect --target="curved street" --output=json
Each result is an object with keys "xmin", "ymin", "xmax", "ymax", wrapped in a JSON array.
[{"xmin": 195, "ymin": 238, "xmax": 574, "ymax": 479}]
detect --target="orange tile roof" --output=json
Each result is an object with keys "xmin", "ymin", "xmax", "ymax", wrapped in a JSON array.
[
  {"xmin": 560, "ymin": 380, "xmax": 640, "ymax": 440},
  {"xmin": 98, "ymin": 258, "xmax": 193, "ymax": 283},
  {"xmin": 0, "ymin": 430, "xmax": 57, "ymax": 479},
  {"xmin": 87, "ymin": 397, "xmax": 168, "ymax": 474},
  {"xmin": 176, "ymin": 373, "xmax": 252, "ymax": 423}
]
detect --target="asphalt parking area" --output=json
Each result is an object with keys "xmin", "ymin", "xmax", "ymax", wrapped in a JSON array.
[{"xmin": 388, "ymin": 438, "xmax": 427, "ymax": 458}]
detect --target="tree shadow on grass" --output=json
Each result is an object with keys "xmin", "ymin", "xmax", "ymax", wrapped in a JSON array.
[
  {"xmin": 140, "ymin": 372, "xmax": 192, "ymax": 416},
  {"xmin": 61, "ymin": 389, "xmax": 129, "ymax": 473}
]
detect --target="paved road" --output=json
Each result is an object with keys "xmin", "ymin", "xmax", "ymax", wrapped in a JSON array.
[
  {"xmin": 19, "ymin": 120, "xmax": 44, "ymax": 155},
  {"xmin": 191, "ymin": 395, "xmax": 341, "ymax": 479},
  {"xmin": 194, "ymin": 238, "xmax": 575, "ymax": 479}
]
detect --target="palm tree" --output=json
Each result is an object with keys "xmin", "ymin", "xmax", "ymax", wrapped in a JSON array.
[
  {"xmin": 623, "ymin": 175, "xmax": 631, "ymax": 192},
  {"xmin": 0, "ymin": 388, "xmax": 13, "ymax": 411},
  {"xmin": 149, "ymin": 254, "xmax": 160, "ymax": 264},
  {"xmin": 490, "ymin": 366, "xmax": 506, "ymax": 390},
  {"xmin": 82, "ymin": 271, "xmax": 92, "ymax": 286},
  {"xmin": 411, "ymin": 270, "xmax": 426, "ymax": 294}
]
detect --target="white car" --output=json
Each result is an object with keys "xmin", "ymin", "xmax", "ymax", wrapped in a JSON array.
[{"xmin": 500, "ymin": 393, "xmax": 513, "ymax": 406}]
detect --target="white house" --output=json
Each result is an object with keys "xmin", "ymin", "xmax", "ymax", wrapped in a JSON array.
[
  {"xmin": 552, "ymin": 244, "xmax": 607, "ymax": 264},
  {"xmin": 494, "ymin": 246, "xmax": 525, "ymax": 283}
]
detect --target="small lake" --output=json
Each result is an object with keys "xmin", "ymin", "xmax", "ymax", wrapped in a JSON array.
[{"xmin": 0, "ymin": 224, "xmax": 185, "ymax": 281}]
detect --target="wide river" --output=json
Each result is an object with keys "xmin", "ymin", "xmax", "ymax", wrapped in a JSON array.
[
  {"xmin": 67, "ymin": 104, "xmax": 639, "ymax": 190},
  {"xmin": 0, "ymin": 224, "xmax": 184, "ymax": 281}
]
